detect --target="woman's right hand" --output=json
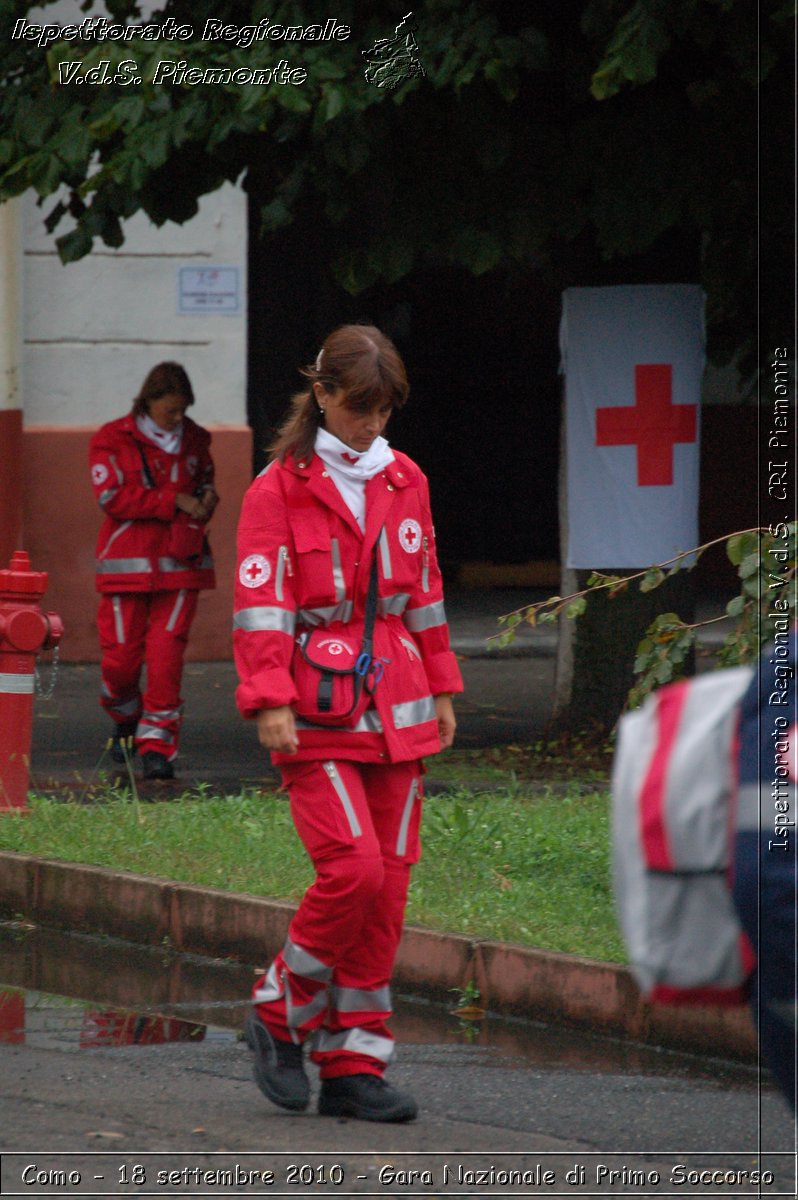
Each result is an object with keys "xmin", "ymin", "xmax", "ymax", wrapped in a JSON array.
[
  {"xmin": 256, "ymin": 705, "xmax": 299, "ymax": 755},
  {"xmin": 175, "ymin": 492, "xmax": 206, "ymax": 520}
]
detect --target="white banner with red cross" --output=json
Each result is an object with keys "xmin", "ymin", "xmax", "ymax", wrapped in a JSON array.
[{"xmin": 560, "ymin": 284, "xmax": 705, "ymax": 569}]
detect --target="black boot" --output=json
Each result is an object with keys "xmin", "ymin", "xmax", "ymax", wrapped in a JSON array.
[
  {"xmin": 140, "ymin": 751, "xmax": 174, "ymax": 781},
  {"xmin": 110, "ymin": 722, "xmax": 137, "ymax": 765},
  {"xmin": 244, "ymin": 1013, "xmax": 309, "ymax": 1112},
  {"xmin": 318, "ymin": 1073, "xmax": 417, "ymax": 1122}
]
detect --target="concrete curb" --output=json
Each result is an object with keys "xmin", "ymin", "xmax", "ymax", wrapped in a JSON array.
[{"xmin": 0, "ymin": 850, "xmax": 756, "ymax": 1064}]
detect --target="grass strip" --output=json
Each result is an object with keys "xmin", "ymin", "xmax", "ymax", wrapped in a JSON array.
[{"xmin": 0, "ymin": 782, "xmax": 624, "ymax": 963}]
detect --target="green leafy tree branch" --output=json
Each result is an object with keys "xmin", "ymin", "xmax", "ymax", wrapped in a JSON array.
[
  {"xmin": 0, "ymin": 1, "xmax": 791, "ymax": 373},
  {"xmin": 492, "ymin": 522, "xmax": 797, "ymax": 708}
]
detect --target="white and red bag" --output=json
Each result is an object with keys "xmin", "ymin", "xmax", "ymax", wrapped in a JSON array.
[{"xmin": 612, "ymin": 667, "xmax": 756, "ymax": 1005}]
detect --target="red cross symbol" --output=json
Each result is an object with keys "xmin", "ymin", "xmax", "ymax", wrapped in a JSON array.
[
  {"xmin": 403, "ymin": 526, "xmax": 418, "ymax": 548},
  {"xmin": 595, "ymin": 364, "xmax": 697, "ymax": 486},
  {"xmin": 247, "ymin": 560, "xmax": 264, "ymax": 582}
]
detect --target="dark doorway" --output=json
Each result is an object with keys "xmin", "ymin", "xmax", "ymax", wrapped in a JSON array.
[{"xmin": 246, "ymin": 202, "xmax": 562, "ymax": 567}]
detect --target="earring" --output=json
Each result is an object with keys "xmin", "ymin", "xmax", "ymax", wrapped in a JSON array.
[{"xmin": 318, "ymin": 406, "xmax": 325, "ymax": 417}]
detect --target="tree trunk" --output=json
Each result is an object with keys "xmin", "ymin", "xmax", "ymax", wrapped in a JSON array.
[{"xmin": 553, "ymin": 568, "xmax": 695, "ymax": 732}]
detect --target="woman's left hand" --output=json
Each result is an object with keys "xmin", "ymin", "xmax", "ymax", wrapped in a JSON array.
[
  {"xmin": 434, "ymin": 694, "xmax": 456, "ymax": 750},
  {"xmin": 198, "ymin": 489, "xmax": 219, "ymax": 522}
]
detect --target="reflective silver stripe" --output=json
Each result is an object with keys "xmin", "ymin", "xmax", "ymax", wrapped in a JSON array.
[
  {"xmin": 404, "ymin": 600, "xmax": 447, "ymax": 633},
  {"xmin": 298, "ymin": 600, "xmax": 353, "ymax": 627},
  {"xmin": 99, "ymin": 487, "xmax": 119, "ymax": 508},
  {"xmin": 104, "ymin": 690, "xmax": 140, "ymax": 718},
  {"xmin": 275, "ymin": 546, "xmax": 288, "ymax": 602},
  {"xmin": 109, "ymin": 453, "xmax": 123, "ymax": 486},
  {"xmin": 96, "ymin": 557, "xmax": 151, "ymax": 574},
  {"xmin": 333, "ymin": 985, "xmax": 392, "ymax": 1014},
  {"xmin": 233, "ymin": 606, "xmax": 296, "ymax": 635},
  {"xmin": 158, "ymin": 556, "xmax": 214, "ymax": 573},
  {"xmin": 0, "ymin": 673, "xmax": 34, "ymax": 694},
  {"xmin": 378, "ymin": 593, "xmax": 410, "ymax": 617},
  {"xmin": 399, "ymin": 635, "xmax": 420, "ymax": 660},
  {"xmin": 379, "ymin": 528, "xmax": 393, "ymax": 580},
  {"xmin": 422, "ymin": 536, "xmax": 430, "ymax": 593},
  {"xmin": 254, "ymin": 963, "xmax": 282, "ymax": 1005},
  {"xmin": 136, "ymin": 724, "xmax": 173, "ymax": 744},
  {"xmin": 142, "ymin": 706, "xmax": 183, "ymax": 721},
  {"xmin": 392, "ymin": 696, "xmax": 436, "ymax": 730},
  {"xmin": 171, "ymin": 460, "xmax": 179, "ymax": 483},
  {"xmin": 294, "ymin": 710, "xmax": 384, "ymax": 734},
  {"xmin": 98, "ymin": 520, "xmax": 132, "ymax": 559},
  {"xmin": 324, "ymin": 762, "xmax": 362, "ymax": 837},
  {"xmin": 283, "ymin": 938, "xmax": 333, "ymax": 982},
  {"xmin": 331, "ymin": 538, "xmax": 345, "ymax": 602},
  {"xmin": 287, "ymin": 988, "xmax": 330, "ymax": 1029},
  {"xmin": 396, "ymin": 777, "xmax": 419, "ymax": 856},
  {"xmin": 165, "ymin": 589, "xmax": 186, "ymax": 633},
  {"xmin": 313, "ymin": 1028, "xmax": 394, "ymax": 1063},
  {"xmin": 256, "ymin": 461, "xmax": 276, "ymax": 478},
  {"xmin": 112, "ymin": 595, "xmax": 125, "ymax": 645}
]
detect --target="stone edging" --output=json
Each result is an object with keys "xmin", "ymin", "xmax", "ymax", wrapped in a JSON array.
[{"xmin": 0, "ymin": 851, "xmax": 756, "ymax": 1063}]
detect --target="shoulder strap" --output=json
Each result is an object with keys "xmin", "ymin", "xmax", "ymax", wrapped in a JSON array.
[
  {"xmin": 361, "ymin": 548, "xmax": 380, "ymax": 655},
  {"xmin": 135, "ymin": 440, "xmax": 156, "ymax": 488}
]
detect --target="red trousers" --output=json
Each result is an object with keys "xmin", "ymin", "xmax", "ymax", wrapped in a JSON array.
[
  {"xmin": 97, "ymin": 590, "xmax": 198, "ymax": 760},
  {"xmin": 253, "ymin": 758, "xmax": 423, "ymax": 1079}
]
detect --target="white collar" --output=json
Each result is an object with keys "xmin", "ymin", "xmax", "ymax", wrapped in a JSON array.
[
  {"xmin": 136, "ymin": 413, "xmax": 183, "ymax": 454},
  {"xmin": 314, "ymin": 428, "xmax": 394, "ymax": 481}
]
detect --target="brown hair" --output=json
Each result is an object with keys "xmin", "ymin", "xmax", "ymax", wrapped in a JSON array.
[
  {"xmin": 268, "ymin": 324, "xmax": 409, "ymax": 463},
  {"xmin": 131, "ymin": 362, "xmax": 195, "ymax": 416}
]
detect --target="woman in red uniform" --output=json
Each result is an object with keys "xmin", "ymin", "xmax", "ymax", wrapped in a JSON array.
[
  {"xmin": 89, "ymin": 362, "xmax": 218, "ymax": 780},
  {"xmin": 234, "ymin": 325, "xmax": 463, "ymax": 1122}
]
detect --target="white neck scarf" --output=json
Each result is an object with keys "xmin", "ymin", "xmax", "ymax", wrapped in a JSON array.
[
  {"xmin": 314, "ymin": 428, "xmax": 394, "ymax": 530},
  {"xmin": 136, "ymin": 412, "xmax": 183, "ymax": 455}
]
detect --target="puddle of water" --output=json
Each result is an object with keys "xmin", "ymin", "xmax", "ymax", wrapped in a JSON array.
[{"xmin": 0, "ymin": 921, "xmax": 764, "ymax": 1091}]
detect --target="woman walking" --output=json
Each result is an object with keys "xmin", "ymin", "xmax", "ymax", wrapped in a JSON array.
[
  {"xmin": 89, "ymin": 362, "xmax": 217, "ymax": 780},
  {"xmin": 234, "ymin": 325, "xmax": 462, "ymax": 1121}
]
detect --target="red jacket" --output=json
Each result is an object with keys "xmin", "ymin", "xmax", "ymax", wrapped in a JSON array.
[
  {"xmin": 89, "ymin": 414, "xmax": 216, "ymax": 594},
  {"xmin": 234, "ymin": 450, "xmax": 463, "ymax": 764}
]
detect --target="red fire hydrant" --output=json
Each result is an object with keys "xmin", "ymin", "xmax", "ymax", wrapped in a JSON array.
[{"xmin": 0, "ymin": 551, "xmax": 63, "ymax": 812}]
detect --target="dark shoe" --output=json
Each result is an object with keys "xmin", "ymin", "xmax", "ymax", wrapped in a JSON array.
[
  {"xmin": 318, "ymin": 1073, "xmax": 417, "ymax": 1123},
  {"xmin": 140, "ymin": 751, "xmax": 175, "ymax": 781},
  {"xmin": 244, "ymin": 1013, "xmax": 309, "ymax": 1112},
  {"xmin": 110, "ymin": 723, "xmax": 137, "ymax": 765}
]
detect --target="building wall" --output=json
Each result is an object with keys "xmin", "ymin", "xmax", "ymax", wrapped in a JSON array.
[{"xmin": 21, "ymin": 185, "xmax": 251, "ymax": 661}]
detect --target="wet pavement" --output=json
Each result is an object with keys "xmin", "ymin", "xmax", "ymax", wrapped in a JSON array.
[{"xmin": 0, "ymin": 924, "xmax": 794, "ymax": 1197}]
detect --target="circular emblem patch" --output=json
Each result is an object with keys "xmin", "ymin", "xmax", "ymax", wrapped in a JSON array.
[
  {"xmin": 239, "ymin": 554, "xmax": 271, "ymax": 589},
  {"xmin": 91, "ymin": 462, "xmax": 109, "ymax": 486},
  {"xmin": 398, "ymin": 519, "xmax": 423, "ymax": 553}
]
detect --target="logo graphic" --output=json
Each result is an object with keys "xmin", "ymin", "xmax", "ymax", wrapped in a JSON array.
[
  {"xmin": 239, "ymin": 554, "xmax": 271, "ymax": 589},
  {"xmin": 363, "ymin": 11, "xmax": 425, "ymax": 90},
  {"xmin": 319, "ymin": 637, "xmax": 355, "ymax": 657},
  {"xmin": 399, "ymin": 518, "xmax": 422, "ymax": 553},
  {"xmin": 91, "ymin": 462, "xmax": 109, "ymax": 486}
]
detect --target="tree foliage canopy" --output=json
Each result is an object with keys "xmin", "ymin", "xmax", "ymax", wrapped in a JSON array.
[{"xmin": 0, "ymin": 0, "xmax": 792, "ymax": 369}]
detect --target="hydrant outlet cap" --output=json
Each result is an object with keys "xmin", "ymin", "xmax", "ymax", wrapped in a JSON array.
[{"xmin": 4, "ymin": 608, "xmax": 49, "ymax": 652}]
